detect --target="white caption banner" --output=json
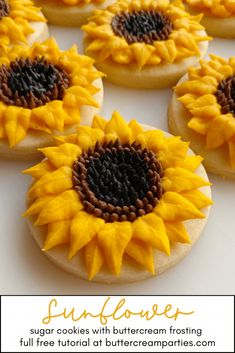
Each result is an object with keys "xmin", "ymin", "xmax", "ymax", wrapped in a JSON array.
[{"xmin": 1, "ymin": 296, "xmax": 234, "ymax": 352}]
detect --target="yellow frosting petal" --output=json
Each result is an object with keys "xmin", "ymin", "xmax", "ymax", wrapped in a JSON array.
[
  {"xmin": 111, "ymin": 48, "xmax": 135, "ymax": 64},
  {"xmin": 178, "ymin": 93, "xmax": 197, "ymax": 105},
  {"xmin": 62, "ymin": 107, "xmax": 81, "ymax": 126},
  {"xmin": 211, "ymin": 4, "xmax": 230, "ymax": 17},
  {"xmin": 23, "ymin": 161, "xmax": 55, "ymax": 180},
  {"xmin": 145, "ymin": 130, "xmax": 165, "ymax": 152},
  {"xmin": 128, "ymin": 119, "xmax": 144, "ymax": 140},
  {"xmin": 77, "ymin": 126, "xmax": 104, "ymax": 151},
  {"xmin": 98, "ymin": 222, "xmax": 132, "ymax": 275},
  {"xmin": 170, "ymin": 31, "xmax": 204, "ymax": 55},
  {"xmin": 105, "ymin": 111, "xmax": 132, "ymax": 144},
  {"xmin": 86, "ymin": 38, "xmax": 106, "ymax": 52},
  {"xmin": 63, "ymin": 86, "xmax": 99, "ymax": 109},
  {"xmin": 30, "ymin": 101, "xmax": 66, "ymax": 132},
  {"xmin": 35, "ymin": 190, "xmax": 82, "ymax": 225},
  {"xmin": 187, "ymin": 116, "xmax": 212, "ymax": 135},
  {"xmin": 200, "ymin": 60, "xmax": 230, "ymax": 80},
  {"xmin": 53, "ymin": 134, "xmax": 78, "ymax": 146},
  {"xmin": 28, "ymin": 167, "xmax": 73, "ymax": 199},
  {"xmin": 125, "ymin": 238, "xmax": 155, "ymax": 274},
  {"xmin": 175, "ymin": 80, "xmax": 216, "ymax": 96},
  {"xmin": 187, "ymin": 95, "xmax": 221, "ymax": 118},
  {"xmin": 165, "ymin": 222, "xmax": 191, "ymax": 244},
  {"xmin": 155, "ymin": 191, "xmax": 205, "ymax": 221},
  {"xmin": 132, "ymin": 213, "xmax": 170, "ymax": 255},
  {"xmin": 162, "ymin": 167, "xmax": 211, "ymax": 192},
  {"xmin": 131, "ymin": 43, "xmax": 155, "ymax": 69},
  {"xmin": 98, "ymin": 37, "xmax": 128, "ymax": 62},
  {"xmin": 179, "ymin": 155, "xmax": 203, "ymax": 171},
  {"xmin": 43, "ymin": 220, "xmax": 71, "ymax": 251},
  {"xmin": 157, "ymin": 137, "xmax": 189, "ymax": 168},
  {"xmin": 154, "ymin": 40, "xmax": 177, "ymax": 63},
  {"xmin": 2, "ymin": 107, "xmax": 30, "ymax": 147},
  {"xmin": 69, "ymin": 211, "xmax": 105, "ymax": 259},
  {"xmin": 206, "ymin": 115, "xmax": 235, "ymax": 148},
  {"xmin": 83, "ymin": 23, "xmax": 113, "ymax": 40},
  {"xmin": 85, "ymin": 237, "xmax": 105, "ymax": 280},
  {"xmin": 24, "ymin": 195, "xmax": 55, "ymax": 217},
  {"xmin": 0, "ymin": 18, "xmax": 26, "ymax": 46},
  {"xmin": 180, "ymin": 189, "xmax": 213, "ymax": 209},
  {"xmin": 29, "ymin": 38, "xmax": 61, "ymax": 63},
  {"xmin": 39, "ymin": 144, "xmax": 82, "ymax": 169},
  {"xmin": 135, "ymin": 130, "xmax": 164, "ymax": 151},
  {"xmin": 92, "ymin": 115, "xmax": 107, "ymax": 130},
  {"xmin": 56, "ymin": 0, "xmax": 105, "ymax": 4}
]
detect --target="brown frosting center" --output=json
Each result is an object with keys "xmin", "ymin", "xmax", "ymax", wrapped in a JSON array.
[
  {"xmin": 0, "ymin": 0, "xmax": 9, "ymax": 20},
  {"xmin": 73, "ymin": 140, "xmax": 163, "ymax": 223},
  {"xmin": 111, "ymin": 10, "xmax": 173, "ymax": 45},
  {"xmin": 0, "ymin": 57, "xmax": 70, "ymax": 109},
  {"xmin": 215, "ymin": 75, "xmax": 235, "ymax": 115}
]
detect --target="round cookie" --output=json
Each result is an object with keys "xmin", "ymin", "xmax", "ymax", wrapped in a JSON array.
[
  {"xmin": 0, "ymin": 0, "xmax": 49, "ymax": 47},
  {"xmin": 168, "ymin": 55, "xmax": 235, "ymax": 179},
  {"xmin": 36, "ymin": 0, "xmax": 116, "ymax": 27},
  {"xmin": 0, "ymin": 39, "xmax": 104, "ymax": 161},
  {"xmin": 184, "ymin": 0, "xmax": 235, "ymax": 38},
  {"xmin": 82, "ymin": 0, "xmax": 210, "ymax": 89},
  {"xmin": 24, "ymin": 112, "xmax": 212, "ymax": 283}
]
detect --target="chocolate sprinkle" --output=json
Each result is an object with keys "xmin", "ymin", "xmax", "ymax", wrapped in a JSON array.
[
  {"xmin": 73, "ymin": 140, "xmax": 163, "ymax": 222},
  {"xmin": 0, "ymin": 0, "xmax": 9, "ymax": 20},
  {"xmin": 111, "ymin": 10, "xmax": 173, "ymax": 44},
  {"xmin": 0, "ymin": 57, "xmax": 70, "ymax": 109},
  {"xmin": 215, "ymin": 75, "xmax": 235, "ymax": 115}
]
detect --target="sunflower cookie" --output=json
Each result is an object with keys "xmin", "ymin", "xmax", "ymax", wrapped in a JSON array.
[
  {"xmin": 0, "ymin": 0, "xmax": 49, "ymax": 47},
  {"xmin": 184, "ymin": 0, "xmax": 235, "ymax": 38},
  {"xmin": 24, "ymin": 112, "xmax": 212, "ymax": 283},
  {"xmin": 82, "ymin": 0, "xmax": 210, "ymax": 89},
  {"xmin": 168, "ymin": 55, "xmax": 235, "ymax": 179},
  {"xmin": 0, "ymin": 39, "xmax": 104, "ymax": 160},
  {"xmin": 35, "ymin": 0, "xmax": 116, "ymax": 27}
]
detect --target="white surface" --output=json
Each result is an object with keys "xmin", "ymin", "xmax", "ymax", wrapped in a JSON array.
[{"xmin": 0, "ymin": 28, "xmax": 234, "ymax": 295}]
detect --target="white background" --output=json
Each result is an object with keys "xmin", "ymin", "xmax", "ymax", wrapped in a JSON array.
[
  {"xmin": 0, "ymin": 27, "xmax": 235, "ymax": 294},
  {"xmin": 1, "ymin": 296, "xmax": 234, "ymax": 352}
]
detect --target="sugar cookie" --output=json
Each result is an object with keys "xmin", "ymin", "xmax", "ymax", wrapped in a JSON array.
[
  {"xmin": 82, "ymin": 0, "xmax": 210, "ymax": 89},
  {"xmin": 168, "ymin": 55, "xmax": 235, "ymax": 179},
  {"xmin": 184, "ymin": 0, "xmax": 235, "ymax": 38},
  {"xmin": 0, "ymin": 39, "xmax": 104, "ymax": 160},
  {"xmin": 36, "ymin": 0, "xmax": 115, "ymax": 27},
  {"xmin": 0, "ymin": 0, "xmax": 49, "ymax": 47},
  {"xmin": 24, "ymin": 112, "xmax": 212, "ymax": 283}
]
